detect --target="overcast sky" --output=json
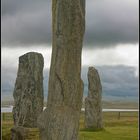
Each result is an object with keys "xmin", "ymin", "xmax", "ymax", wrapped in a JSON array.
[
  {"xmin": 1, "ymin": 0, "xmax": 139, "ymax": 101},
  {"xmin": 2, "ymin": 0, "xmax": 138, "ymax": 47}
]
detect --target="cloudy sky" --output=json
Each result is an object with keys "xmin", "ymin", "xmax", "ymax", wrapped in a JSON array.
[{"xmin": 1, "ymin": 0, "xmax": 139, "ymax": 101}]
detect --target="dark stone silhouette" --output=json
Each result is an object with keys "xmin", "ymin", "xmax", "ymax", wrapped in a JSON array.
[
  {"xmin": 85, "ymin": 67, "xmax": 103, "ymax": 129},
  {"xmin": 12, "ymin": 52, "xmax": 44, "ymax": 128}
]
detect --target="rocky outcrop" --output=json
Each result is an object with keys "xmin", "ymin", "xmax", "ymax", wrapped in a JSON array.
[
  {"xmin": 12, "ymin": 52, "xmax": 44, "ymax": 128},
  {"xmin": 37, "ymin": 0, "xmax": 85, "ymax": 140},
  {"xmin": 85, "ymin": 67, "xmax": 103, "ymax": 129}
]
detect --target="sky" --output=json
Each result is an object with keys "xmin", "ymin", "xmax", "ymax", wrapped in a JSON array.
[{"xmin": 1, "ymin": 0, "xmax": 139, "ymax": 101}]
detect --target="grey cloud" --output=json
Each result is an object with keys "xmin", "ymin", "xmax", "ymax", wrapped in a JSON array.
[
  {"xmin": 1, "ymin": 65, "xmax": 139, "ymax": 101},
  {"xmin": 2, "ymin": 0, "xmax": 50, "ymax": 17},
  {"xmin": 84, "ymin": 0, "xmax": 139, "ymax": 46},
  {"xmin": 1, "ymin": 0, "xmax": 138, "ymax": 47},
  {"xmin": 82, "ymin": 65, "xmax": 139, "ymax": 99},
  {"xmin": 1, "ymin": 66, "xmax": 17, "ymax": 99},
  {"xmin": 2, "ymin": 0, "xmax": 52, "ymax": 46}
]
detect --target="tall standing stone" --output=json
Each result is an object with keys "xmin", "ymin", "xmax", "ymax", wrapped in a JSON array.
[
  {"xmin": 37, "ymin": 0, "xmax": 85, "ymax": 140},
  {"xmin": 85, "ymin": 67, "xmax": 103, "ymax": 129},
  {"xmin": 12, "ymin": 52, "xmax": 44, "ymax": 128}
]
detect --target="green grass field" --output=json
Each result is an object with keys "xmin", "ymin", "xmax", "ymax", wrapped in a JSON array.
[{"xmin": 1, "ymin": 112, "xmax": 138, "ymax": 140}]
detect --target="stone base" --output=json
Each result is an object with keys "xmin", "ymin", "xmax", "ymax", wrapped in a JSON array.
[{"xmin": 11, "ymin": 126, "xmax": 40, "ymax": 140}]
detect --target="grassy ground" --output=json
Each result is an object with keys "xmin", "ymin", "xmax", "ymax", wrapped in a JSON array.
[
  {"xmin": 1, "ymin": 112, "xmax": 138, "ymax": 140},
  {"xmin": 79, "ymin": 112, "xmax": 138, "ymax": 140}
]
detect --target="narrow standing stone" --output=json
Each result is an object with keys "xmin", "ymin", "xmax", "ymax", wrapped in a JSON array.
[
  {"xmin": 12, "ymin": 52, "xmax": 44, "ymax": 128},
  {"xmin": 37, "ymin": 0, "xmax": 85, "ymax": 140},
  {"xmin": 85, "ymin": 67, "xmax": 103, "ymax": 129}
]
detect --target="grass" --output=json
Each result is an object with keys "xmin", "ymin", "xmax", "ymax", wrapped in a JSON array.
[
  {"xmin": 79, "ymin": 112, "xmax": 138, "ymax": 140},
  {"xmin": 1, "ymin": 112, "xmax": 138, "ymax": 140}
]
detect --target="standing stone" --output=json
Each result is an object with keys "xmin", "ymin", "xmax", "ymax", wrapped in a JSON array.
[
  {"xmin": 85, "ymin": 67, "xmax": 103, "ymax": 129},
  {"xmin": 37, "ymin": 0, "xmax": 85, "ymax": 140},
  {"xmin": 12, "ymin": 52, "xmax": 44, "ymax": 128}
]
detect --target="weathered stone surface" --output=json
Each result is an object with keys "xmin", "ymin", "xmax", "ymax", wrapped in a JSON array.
[
  {"xmin": 85, "ymin": 67, "xmax": 103, "ymax": 129},
  {"xmin": 37, "ymin": 0, "xmax": 85, "ymax": 140},
  {"xmin": 11, "ymin": 126, "xmax": 28, "ymax": 140},
  {"xmin": 12, "ymin": 52, "xmax": 44, "ymax": 128}
]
